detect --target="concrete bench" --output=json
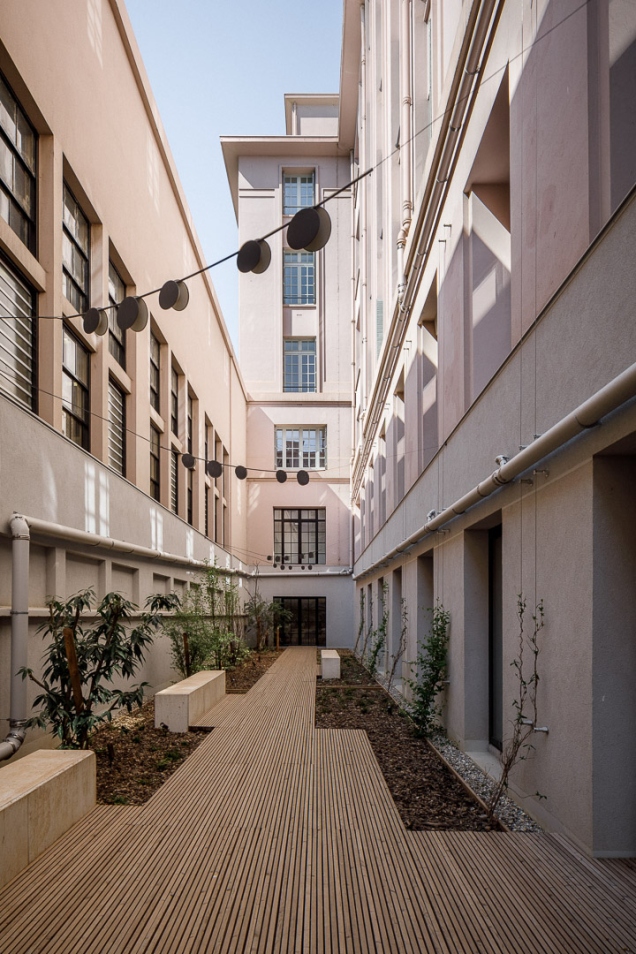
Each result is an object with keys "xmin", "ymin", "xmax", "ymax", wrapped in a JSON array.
[
  {"xmin": 0, "ymin": 749, "xmax": 95, "ymax": 889},
  {"xmin": 321, "ymin": 649, "xmax": 340, "ymax": 680},
  {"xmin": 154, "ymin": 670, "xmax": 225, "ymax": 733}
]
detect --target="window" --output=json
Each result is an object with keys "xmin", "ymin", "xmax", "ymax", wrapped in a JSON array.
[
  {"xmin": 107, "ymin": 379, "xmax": 126, "ymax": 476},
  {"xmin": 62, "ymin": 327, "xmax": 89, "ymax": 449},
  {"xmin": 150, "ymin": 425, "xmax": 160, "ymax": 501},
  {"xmin": 150, "ymin": 333, "xmax": 160, "ymax": 412},
  {"xmin": 0, "ymin": 255, "xmax": 35, "ymax": 410},
  {"xmin": 62, "ymin": 184, "xmax": 89, "ymax": 312},
  {"xmin": 107, "ymin": 262, "xmax": 126, "ymax": 368},
  {"xmin": 275, "ymin": 426, "xmax": 326, "ymax": 469},
  {"xmin": 283, "ymin": 339, "xmax": 316, "ymax": 393},
  {"xmin": 186, "ymin": 395, "xmax": 194, "ymax": 525},
  {"xmin": 0, "ymin": 73, "xmax": 35, "ymax": 250},
  {"xmin": 171, "ymin": 367, "xmax": 179, "ymax": 434},
  {"xmin": 274, "ymin": 508, "xmax": 326, "ymax": 565},
  {"xmin": 283, "ymin": 251, "xmax": 315, "ymax": 305},
  {"xmin": 170, "ymin": 448, "xmax": 178, "ymax": 513},
  {"xmin": 283, "ymin": 172, "xmax": 314, "ymax": 215}
]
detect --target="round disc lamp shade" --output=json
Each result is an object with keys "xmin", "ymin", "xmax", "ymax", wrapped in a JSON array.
[
  {"xmin": 237, "ymin": 239, "xmax": 271, "ymax": 274},
  {"xmin": 286, "ymin": 207, "xmax": 331, "ymax": 252},
  {"xmin": 206, "ymin": 460, "xmax": 223, "ymax": 479},
  {"xmin": 159, "ymin": 280, "xmax": 189, "ymax": 311},
  {"xmin": 83, "ymin": 308, "xmax": 109, "ymax": 336},
  {"xmin": 117, "ymin": 296, "xmax": 148, "ymax": 332}
]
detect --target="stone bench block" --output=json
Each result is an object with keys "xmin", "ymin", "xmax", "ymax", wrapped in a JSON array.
[
  {"xmin": 154, "ymin": 670, "xmax": 226, "ymax": 733},
  {"xmin": 321, "ymin": 649, "xmax": 340, "ymax": 680},
  {"xmin": 0, "ymin": 749, "xmax": 95, "ymax": 889}
]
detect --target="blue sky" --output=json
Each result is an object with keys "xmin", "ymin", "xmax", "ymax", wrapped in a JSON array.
[{"xmin": 124, "ymin": 0, "xmax": 344, "ymax": 354}]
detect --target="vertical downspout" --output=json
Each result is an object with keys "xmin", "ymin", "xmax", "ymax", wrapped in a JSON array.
[
  {"xmin": 0, "ymin": 513, "xmax": 30, "ymax": 760},
  {"xmin": 397, "ymin": 0, "xmax": 413, "ymax": 299}
]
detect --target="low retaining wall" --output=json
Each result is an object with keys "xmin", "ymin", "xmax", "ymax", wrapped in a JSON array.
[
  {"xmin": 0, "ymin": 749, "xmax": 96, "ymax": 889},
  {"xmin": 154, "ymin": 670, "xmax": 226, "ymax": 732}
]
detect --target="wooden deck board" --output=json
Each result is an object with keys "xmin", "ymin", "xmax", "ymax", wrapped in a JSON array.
[{"xmin": 1, "ymin": 645, "xmax": 635, "ymax": 953}]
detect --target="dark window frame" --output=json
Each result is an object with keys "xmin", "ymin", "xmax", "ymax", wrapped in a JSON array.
[
  {"xmin": 0, "ymin": 252, "xmax": 36, "ymax": 410},
  {"xmin": 107, "ymin": 377, "xmax": 126, "ymax": 476},
  {"xmin": 150, "ymin": 424, "xmax": 160, "ymax": 501},
  {"xmin": 107, "ymin": 262, "xmax": 126, "ymax": 369},
  {"xmin": 62, "ymin": 183, "xmax": 90, "ymax": 313},
  {"xmin": 62, "ymin": 325, "xmax": 90, "ymax": 450},
  {"xmin": 150, "ymin": 333, "xmax": 160, "ymax": 412},
  {"xmin": 273, "ymin": 508, "xmax": 326, "ymax": 566},
  {"xmin": 0, "ymin": 71, "xmax": 36, "ymax": 251}
]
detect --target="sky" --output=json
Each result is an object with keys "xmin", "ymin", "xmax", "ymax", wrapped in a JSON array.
[{"xmin": 124, "ymin": 0, "xmax": 344, "ymax": 355}]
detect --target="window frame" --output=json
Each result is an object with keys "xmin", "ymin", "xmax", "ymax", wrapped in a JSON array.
[
  {"xmin": 0, "ymin": 252, "xmax": 36, "ymax": 410},
  {"xmin": 62, "ymin": 183, "xmax": 90, "ymax": 313},
  {"xmin": 61, "ymin": 325, "xmax": 90, "ymax": 450},
  {"xmin": 149, "ymin": 333, "xmax": 160, "ymax": 413},
  {"xmin": 150, "ymin": 424, "xmax": 160, "ymax": 501},
  {"xmin": 0, "ymin": 71, "xmax": 36, "ymax": 252},
  {"xmin": 283, "ymin": 338, "xmax": 317, "ymax": 393},
  {"xmin": 283, "ymin": 250, "xmax": 315, "ymax": 306},
  {"xmin": 107, "ymin": 261, "xmax": 126, "ymax": 369},
  {"xmin": 273, "ymin": 508, "xmax": 326, "ymax": 566},
  {"xmin": 282, "ymin": 171, "xmax": 315, "ymax": 215},
  {"xmin": 170, "ymin": 447, "xmax": 179, "ymax": 513},
  {"xmin": 275, "ymin": 426, "xmax": 326, "ymax": 470},
  {"xmin": 170, "ymin": 367, "xmax": 179, "ymax": 435},
  {"xmin": 107, "ymin": 377, "xmax": 126, "ymax": 476}
]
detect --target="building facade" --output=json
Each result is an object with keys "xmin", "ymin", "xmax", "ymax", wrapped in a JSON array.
[
  {"xmin": 222, "ymin": 95, "xmax": 355, "ymax": 647},
  {"xmin": 0, "ymin": 0, "xmax": 249, "ymax": 759},
  {"xmin": 348, "ymin": 0, "xmax": 636, "ymax": 856}
]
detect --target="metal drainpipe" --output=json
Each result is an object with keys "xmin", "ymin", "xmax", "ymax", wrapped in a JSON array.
[{"xmin": 0, "ymin": 513, "xmax": 30, "ymax": 761}]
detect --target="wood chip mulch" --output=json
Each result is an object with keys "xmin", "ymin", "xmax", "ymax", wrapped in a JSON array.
[
  {"xmin": 316, "ymin": 652, "xmax": 497, "ymax": 831},
  {"xmin": 91, "ymin": 649, "xmax": 284, "ymax": 805}
]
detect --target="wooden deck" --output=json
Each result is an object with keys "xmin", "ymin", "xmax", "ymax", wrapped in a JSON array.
[{"xmin": 1, "ymin": 646, "xmax": 635, "ymax": 953}]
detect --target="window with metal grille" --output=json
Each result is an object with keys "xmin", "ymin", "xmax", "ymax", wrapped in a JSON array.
[
  {"xmin": 275, "ymin": 426, "xmax": 326, "ymax": 469},
  {"xmin": 0, "ymin": 73, "xmax": 35, "ymax": 251},
  {"xmin": 150, "ymin": 425, "xmax": 160, "ymax": 501},
  {"xmin": 273, "ymin": 508, "xmax": 326, "ymax": 565},
  {"xmin": 107, "ymin": 262, "xmax": 125, "ymax": 368},
  {"xmin": 170, "ymin": 448, "xmax": 178, "ymax": 513},
  {"xmin": 283, "ymin": 339, "xmax": 316, "ymax": 393},
  {"xmin": 171, "ymin": 367, "xmax": 178, "ymax": 434},
  {"xmin": 62, "ymin": 327, "xmax": 90, "ymax": 449},
  {"xmin": 0, "ymin": 255, "xmax": 35, "ymax": 409},
  {"xmin": 150, "ymin": 333, "xmax": 160, "ymax": 412},
  {"xmin": 283, "ymin": 172, "xmax": 314, "ymax": 215},
  {"xmin": 107, "ymin": 379, "xmax": 126, "ymax": 476},
  {"xmin": 283, "ymin": 251, "xmax": 315, "ymax": 305},
  {"xmin": 62, "ymin": 184, "xmax": 89, "ymax": 313},
  {"xmin": 187, "ymin": 469, "xmax": 193, "ymax": 526},
  {"xmin": 205, "ymin": 485, "xmax": 210, "ymax": 537},
  {"xmin": 187, "ymin": 394, "xmax": 193, "ymax": 454}
]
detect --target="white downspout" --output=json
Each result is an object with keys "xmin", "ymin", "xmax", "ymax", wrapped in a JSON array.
[{"xmin": 0, "ymin": 514, "xmax": 30, "ymax": 761}]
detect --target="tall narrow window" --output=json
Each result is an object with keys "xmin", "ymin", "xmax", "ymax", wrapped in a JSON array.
[
  {"xmin": 108, "ymin": 379, "xmax": 125, "ymax": 476},
  {"xmin": 274, "ymin": 508, "xmax": 326, "ymax": 565},
  {"xmin": 0, "ymin": 73, "xmax": 36, "ymax": 250},
  {"xmin": 275, "ymin": 426, "xmax": 326, "ymax": 469},
  {"xmin": 283, "ymin": 251, "xmax": 315, "ymax": 305},
  {"xmin": 187, "ymin": 395, "xmax": 193, "ymax": 453},
  {"xmin": 170, "ymin": 367, "xmax": 179, "ymax": 434},
  {"xmin": 170, "ymin": 448, "xmax": 178, "ymax": 513},
  {"xmin": 283, "ymin": 172, "xmax": 314, "ymax": 214},
  {"xmin": 62, "ymin": 327, "xmax": 90, "ymax": 449},
  {"xmin": 0, "ymin": 255, "xmax": 35, "ymax": 410},
  {"xmin": 62, "ymin": 184, "xmax": 89, "ymax": 312},
  {"xmin": 149, "ymin": 333, "xmax": 160, "ymax": 412},
  {"xmin": 205, "ymin": 485, "xmax": 210, "ymax": 537},
  {"xmin": 149, "ymin": 425, "xmax": 160, "ymax": 501},
  {"xmin": 283, "ymin": 339, "xmax": 316, "ymax": 393},
  {"xmin": 186, "ymin": 395, "xmax": 194, "ymax": 525},
  {"xmin": 107, "ymin": 262, "xmax": 126, "ymax": 368}
]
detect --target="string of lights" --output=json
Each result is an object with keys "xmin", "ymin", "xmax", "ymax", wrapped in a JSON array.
[{"xmin": 0, "ymin": 363, "xmax": 312, "ymax": 483}]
